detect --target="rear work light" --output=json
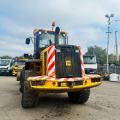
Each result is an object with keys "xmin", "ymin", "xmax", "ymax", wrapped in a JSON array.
[
  {"xmin": 91, "ymin": 78, "xmax": 101, "ymax": 82},
  {"xmin": 31, "ymin": 80, "xmax": 45, "ymax": 86}
]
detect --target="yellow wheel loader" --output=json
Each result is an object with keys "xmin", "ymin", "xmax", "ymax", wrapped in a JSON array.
[
  {"xmin": 12, "ymin": 58, "xmax": 27, "ymax": 79},
  {"xmin": 20, "ymin": 25, "xmax": 102, "ymax": 108}
]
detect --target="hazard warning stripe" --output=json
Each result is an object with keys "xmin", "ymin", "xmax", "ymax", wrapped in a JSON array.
[
  {"xmin": 48, "ymin": 55, "xmax": 55, "ymax": 68},
  {"xmin": 28, "ymin": 76, "xmax": 83, "ymax": 81},
  {"xmin": 48, "ymin": 61, "xmax": 55, "ymax": 71},
  {"xmin": 57, "ymin": 77, "xmax": 82, "ymax": 82},
  {"xmin": 48, "ymin": 46, "xmax": 55, "ymax": 59},
  {"xmin": 80, "ymin": 48, "xmax": 85, "ymax": 77},
  {"xmin": 47, "ymin": 45, "xmax": 56, "ymax": 77},
  {"xmin": 48, "ymin": 51, "xmax": 55, "ymax": 63},
  {"xmin": 48, "ymin": 66, "xmax": 55, "ymax": 76},
  {"xmin": 28, "ymin": 75, "xmax": 49, "ymax": 80}
]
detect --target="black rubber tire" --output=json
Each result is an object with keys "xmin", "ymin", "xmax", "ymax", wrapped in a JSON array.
[
  {"xmin": 21, "ymin": 81, "xmax": 39, "ymax": 108},
  {"xmin": 19, "ymin": 70, "xmax": 25, "ymax": 93},
  {"xmin": 68, "ymin": 89, "xmax": 90, "ymax": 104},
  {"xmin": 8, "ymin": 70, "xmax": 12, "ymax": 76},
  {"xmin": 16, "ymin": 73, "xmax": 20, "ymax": 81},
  {"xmin": 19, "ymin": 70, "xmax": 37, "ymax": 93}
]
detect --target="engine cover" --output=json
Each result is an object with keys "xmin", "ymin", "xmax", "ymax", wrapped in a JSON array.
[{"xmin": 55, "ymin": 45, "xmax": 82, "ymax": 78}]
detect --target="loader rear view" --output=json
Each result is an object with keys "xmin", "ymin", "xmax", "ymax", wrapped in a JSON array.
[{"xmin": 20, "ymin": 24, "xmax": 102, "ymax": 108}]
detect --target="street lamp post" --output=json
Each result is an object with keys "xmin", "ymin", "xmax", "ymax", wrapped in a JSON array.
[
  {"xmin": 105, "ymin": 14, "xmax": 114, "ymax": 73},
  {"xmin": 115, "ymin": 31, "xmax": 119, "ymax": 62}
]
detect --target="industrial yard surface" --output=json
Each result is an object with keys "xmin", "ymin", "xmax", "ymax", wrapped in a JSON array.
[{"xmin": 0, "ymin": 76, "xmax": 120, "ymax": 120}]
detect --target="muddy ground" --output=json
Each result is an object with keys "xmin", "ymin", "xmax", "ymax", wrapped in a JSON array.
[{"xmin": 0, "ymin": 76, "xmax": 120, "ymax": 120}]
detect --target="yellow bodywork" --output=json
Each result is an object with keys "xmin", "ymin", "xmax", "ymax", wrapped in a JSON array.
[
  {"xmin": 12, "ymin": 65, "xmax": 25, "ymax": 76},
  {"xmin": 24, "ymin": 46, "xmax": 102, "ymax": 93},
  {"xmin": 12, "ymin": 66, "xmax": 18, "ymax": 76},
  {"xmin": 12, "ymin": 58, "xmax": 28, "ymax": 76},
  {"xmin": 27, "ymin": 75, "xmax": 102, "ymax": 93}
]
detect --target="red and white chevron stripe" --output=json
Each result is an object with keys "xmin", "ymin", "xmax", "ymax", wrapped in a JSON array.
[
  {"xmin": 58, "ymin": 77, "xmax": 82, "ymax": 82},
  {"xmin": 47, "ymin": 45, "xmax": 56, "ymax": 77},
  {"xmin": 80, "ymin": 48, "xmax": 85, "ymax": 76},
  {"xmin": 29, "ymin": 75, "xmax": 82, "ymax": 81}
]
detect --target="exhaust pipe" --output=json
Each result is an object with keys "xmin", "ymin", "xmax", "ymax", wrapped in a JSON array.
[{"xmin": 55, "ymin": 27, "xmax": 60, "ymax": 45}]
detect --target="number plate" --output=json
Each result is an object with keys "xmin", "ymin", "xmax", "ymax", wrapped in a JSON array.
[
  {"xmin": 59, "ymin": 81, "xmax": 77, "ymax": 87},
  {"xmin": 61, "ymin": 82, "xmax": 67, "ymax": 87}
]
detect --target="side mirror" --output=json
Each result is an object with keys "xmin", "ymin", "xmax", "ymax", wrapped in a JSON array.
[{"xmin": 26, "ymin": 38, "xmax": 30, "ymax": 44}]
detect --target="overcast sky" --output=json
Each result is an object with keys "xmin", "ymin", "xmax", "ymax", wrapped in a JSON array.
[{"xmin": 0, "ymin": 0, "xmax": 120, "ymax": 57}]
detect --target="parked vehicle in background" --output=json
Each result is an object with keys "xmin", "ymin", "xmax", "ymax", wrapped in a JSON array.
[
  {"xmin": 83, "ymin": 55, "xmax": 97, "ymax": 74},
  {"xmin": 12, "ymin": 58, "xmax": 26, "ymax": 77},
  {"xmin": 0, "ymin": 59, "xmax": 13, "ymax": 75}
]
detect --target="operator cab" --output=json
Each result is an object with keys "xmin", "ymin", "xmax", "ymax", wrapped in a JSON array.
[
  {"xmin": 38, "ymin": 30, "xmax": 67, "ymax": 47},
  {"xmin": 26, "ymin": 29, "xmax": 68, "ymax": 59},
  {"xmin": 25, "ymin": 27, "xmax": 82, "ymax": 78}
]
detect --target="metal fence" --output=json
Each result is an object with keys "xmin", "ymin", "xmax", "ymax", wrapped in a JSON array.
[{"xmin": 98, "ymin": 65, "xmax": 120, "ymax": 74}]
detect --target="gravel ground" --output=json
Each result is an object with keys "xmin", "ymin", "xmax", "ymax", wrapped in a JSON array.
[{"xmin": 0, "ymin": 76, "xmax": 120, "ymax": 120}]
